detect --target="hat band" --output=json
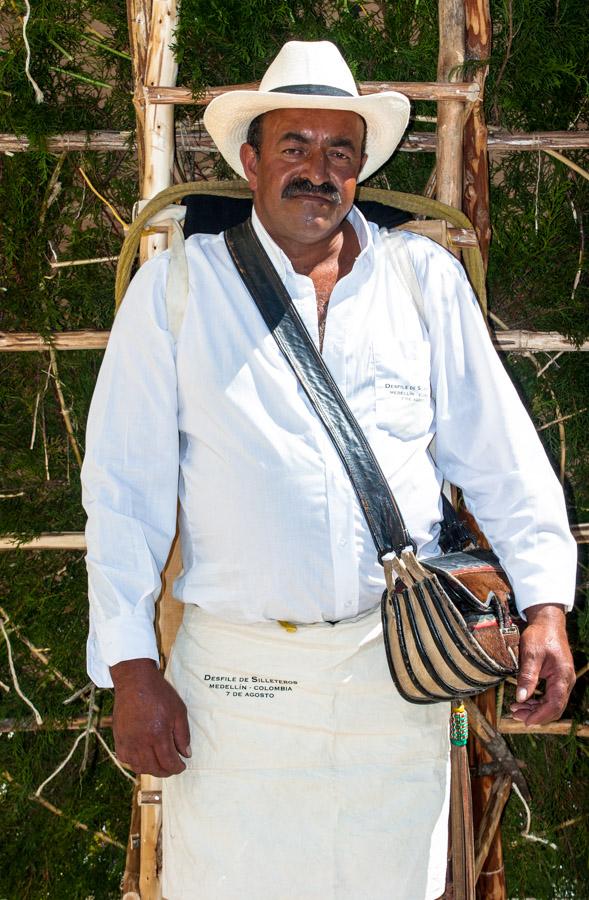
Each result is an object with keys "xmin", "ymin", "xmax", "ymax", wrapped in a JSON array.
[{"xmin": 269, "ymin": 83, "xmax": 354, "ymax": 97}]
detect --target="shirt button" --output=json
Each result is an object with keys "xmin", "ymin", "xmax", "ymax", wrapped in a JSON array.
[{"xmin": 338, "ymin": 537, "xmax": 347, "ymax": 547}]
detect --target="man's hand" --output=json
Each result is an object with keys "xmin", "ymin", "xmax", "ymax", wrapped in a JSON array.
[
  {"xmin": 510, "ymin": 604, "xmax": 575, "ymax": 726},
  {"xmin": 110, "ymin": 658, "xmax": 191, "ymax": 777}
]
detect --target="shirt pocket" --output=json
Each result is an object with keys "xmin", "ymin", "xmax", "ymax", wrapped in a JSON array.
[{"xmin": 374, "ymin": 339, "xmax": 433, "ymax": 440}]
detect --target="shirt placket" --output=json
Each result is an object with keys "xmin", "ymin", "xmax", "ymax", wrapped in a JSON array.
[{"xmin": 290, "ymin": 271, "xmax": 360, "ymax": 620}]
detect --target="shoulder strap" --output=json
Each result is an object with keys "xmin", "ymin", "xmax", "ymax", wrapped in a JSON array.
[
  {"xmin": 224, "ymin": 219, "xmax": 413, "ymax": 561},
  {"xmin": 165, "ymin": 219, "xmax": 189, "ymax": 343},
  {"xmin": 381, "ymin": 229, "xmax": 426, "ymax": 322}
]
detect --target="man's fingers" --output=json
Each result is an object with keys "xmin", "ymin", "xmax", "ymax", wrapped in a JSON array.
[
  {"xmin": 153, "ymin": 733, "xmax": 186, "ymax": 776},
  {"xmin": 173, "ymin": 707, "xmax": 191, "ymax": 758}
]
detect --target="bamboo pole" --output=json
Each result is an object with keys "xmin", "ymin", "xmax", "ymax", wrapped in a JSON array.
[
  {"xmin": 4, "ymin": 329, "xmax": 589, "ymax": 354},
  {"xmin": 4, "ymin": 129, "xmax": 589, "ymax": 155},
  {"xmin": 126, "ymin": 0, "xmax": 152, "ymax": 181},
  {"xmin": 436, "ymin": 0, "xmax": 466, "ymax": 211},
  {"xmin": 463, "ymin": 0, "xmax": 492, "ymax": 267},
  {"xmin": 0, "ymin": 328, "xmax": 589, "ymax": 353},
  {"xmin": 146, "ymin": 80, "xmax": 480, "ymax": 105},
  {"xmin": 139, "ymin": 0, "xmax": 178, "ymax": 263},
  {"xmin": 498, "ymin": 719, "xmax": 589, "ymax": 737},
  {"xmin": 0, "ymin": 532, "xmax": 87, "ymax": 550},
  {"xmin": 3, "ymin": 713, "xmax": 587, "ymax": 738}
]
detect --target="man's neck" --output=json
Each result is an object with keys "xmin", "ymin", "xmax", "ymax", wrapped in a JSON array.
[{"xmin": 254, "ymin": 206, "xmax": 359, "ymax": 278}]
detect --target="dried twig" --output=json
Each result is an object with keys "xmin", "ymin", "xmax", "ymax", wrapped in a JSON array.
[
  {"xmin": 41, "ymin": 400, "xmax": 50, "ymax": 480},
  {"xmin": 49, "ymin": 255, "xmax": 119, "ymax": 269},
  {"xmin": 92, "ymin": 728, "xmax": 136, "ymax": 783},
  {"xmin": 34, "ymin": 725, "xmax": 135, "ymax": 797},
  {"xmin": 0, "ymin": 678, "xmax": 10, "ymax": 693},
  {"xmin": 536, "ymin": 350, "xmax": 563, "ymax": 378},
  {"xmin": 493, "ymin": 0, "xmax": 515, "ymax": 103},
  {"xmin": 0, "ymin": 617, "xmax": 43, "ymax": 725},
  {"xmin": 0, "ymin": 604, "xmax": 75, "ymax": 692},
  {"xmin": 544, "ymin": 148, "xmax": 589, "ymax": 183},
  {"xmin": 2, "ymin": 770, "xmax": 125, "ymax": 850},
  {"xmin": 575, "ymin": 661, "xmax": 589, "ymax": 681},
  {"xmin": 78, "ymin": 167, "xmax": 128, "ymax": 230},
  {"xmin": 48, "ymin": 345, "xmax": 83, "ymax": 469},
  {"xmin": 511, "ymin": 782, "xmax": 557, "ymax": 849},
  {"xmin": 63, "ymin": 681, "xmax": 95, "ymax": 705},
  {"xmin": 35, "ymin": 730, "xmax": 87, "ymax": 796},
  {"xmin": 30, "ymin": 363, "xmax": 51, "ymax": 451},
  {"xmin": 79, "ymin": 685, "xmax": 96, "ymax": 776},
  {"xmin": 550, "ymin": 813, "xmax": 588, "ymax": 833},
  {"xmin": 538, "ymin": 408, "xmax": 587, "ymax": 432}
]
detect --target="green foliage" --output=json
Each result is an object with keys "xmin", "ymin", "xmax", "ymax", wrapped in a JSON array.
[
  {"xmin": 0, "ymin": 0, "xmax": 588, "ymax": 896},
  {"xmin": 0, "ymin": 0, "xmax": 133, "ymax": 142},
  {"xmin": 485, "ymin": 0, "xmax": 589, "ymax": 130}
]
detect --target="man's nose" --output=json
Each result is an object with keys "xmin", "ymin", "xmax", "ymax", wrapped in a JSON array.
[{"xmin": 300, "ymin": 147, "xmax": 329, "ymax": 182}]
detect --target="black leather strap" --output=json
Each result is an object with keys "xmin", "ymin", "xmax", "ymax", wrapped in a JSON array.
[{"xmin": 224, "ymin": 218, "xmax": 413, "ymax": 560}]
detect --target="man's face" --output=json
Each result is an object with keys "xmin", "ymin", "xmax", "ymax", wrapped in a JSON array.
[{"xmin": 239, "ymin": 107, "xmax": 367, "ymax": 250}]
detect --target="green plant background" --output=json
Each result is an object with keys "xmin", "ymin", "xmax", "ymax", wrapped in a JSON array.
[{"xmin": 0, "ymin": 1, "xmax": 588, "ymax": 897}]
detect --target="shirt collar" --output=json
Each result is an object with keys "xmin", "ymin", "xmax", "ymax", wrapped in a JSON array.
[{"xmin": 250, "ymin": 203, "xmax": 373, "ymax": 282}]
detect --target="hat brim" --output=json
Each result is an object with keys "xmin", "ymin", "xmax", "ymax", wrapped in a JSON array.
[{"xmin": 203, "ymin": 89, "xmax": 411, "ymax": 182}]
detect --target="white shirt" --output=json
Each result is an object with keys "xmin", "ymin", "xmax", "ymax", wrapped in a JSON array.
[{"xmin": 82, "ymin": 206, "xmax": 577, "ymax": 687}]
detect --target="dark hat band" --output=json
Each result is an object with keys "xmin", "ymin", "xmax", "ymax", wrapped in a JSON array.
[{"xmin": 269, "ymin": 83, "xmax": 354, "ymax": 97}]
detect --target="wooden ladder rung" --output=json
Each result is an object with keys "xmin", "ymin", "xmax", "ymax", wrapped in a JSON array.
[{"xmin": 146, "ymin": 80, "xmax": 480, "ymax": 106}]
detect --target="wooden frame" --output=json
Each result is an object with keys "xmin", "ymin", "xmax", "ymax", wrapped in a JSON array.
[{"xmin": 2, "ymin": 3, "xmax": 587, "ymax": 898}]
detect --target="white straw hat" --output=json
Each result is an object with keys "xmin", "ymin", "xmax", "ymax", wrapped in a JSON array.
[{"xmin": 204, "ymin": 41, "xmax": 410, "ymax": 182}]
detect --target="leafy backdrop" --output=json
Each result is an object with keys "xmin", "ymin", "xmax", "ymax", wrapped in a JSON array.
[{"xmin": 0, "ymin": 1, "xmax": 587, "ymax": 896}]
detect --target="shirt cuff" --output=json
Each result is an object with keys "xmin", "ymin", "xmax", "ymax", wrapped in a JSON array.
[
  {"xmin": 87, "ymin": 614, "xmax": 160, "ymax": 688},
  {"xmin": 511, "ymin": 564, "xmax": 576, "ymax": 621}
]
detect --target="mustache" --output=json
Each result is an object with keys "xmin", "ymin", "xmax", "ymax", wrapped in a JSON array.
[{"xmin": 281, "ymin": 178, "xmax": 341, "ymax": 203}]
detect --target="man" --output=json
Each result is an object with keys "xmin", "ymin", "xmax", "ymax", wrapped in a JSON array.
[{"xmin": 82, "ymin": 41, "xmax": 576, "ymax": 899}]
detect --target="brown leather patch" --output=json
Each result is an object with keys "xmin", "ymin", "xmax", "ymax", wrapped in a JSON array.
[
  {"xmin": 469, "ymin": 621, "xmax": 516, "ymax": 670},
  {"xmin": 455, "ymin": 569, "xmax": 511, "ymax": 602}
]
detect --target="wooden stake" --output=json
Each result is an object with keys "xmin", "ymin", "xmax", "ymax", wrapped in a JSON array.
[
  {"xmin": 463, "ymin": 0, "xmax": 492, "ymax": 268},
  {"xmin": 139, "ymin": 0, "xmax": 178, "ymax": 264},
  {"xmin": 436, "ymin": 0, "xmax": 466, "ymax": 212},
  {"xmin": 126, "ymin": 3, "xmax": 180, "ymax": 895}
]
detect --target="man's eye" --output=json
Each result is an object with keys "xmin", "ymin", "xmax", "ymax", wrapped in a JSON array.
[
  {"xmin": 283, "ymin": 147, "xmax": 303, "ymax": 155},
  {"xmin": 331, "ymin": 151, "xmax": 351, "ymax": 161}
]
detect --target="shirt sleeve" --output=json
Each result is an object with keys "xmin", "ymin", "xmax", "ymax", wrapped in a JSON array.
[
  {"xmin": 81, "ymin": 252, "xmax": 179, "ymax": 687},
  {"xmin": 406, "ymin": 233, "xmax": 577, "ymax": 618}
]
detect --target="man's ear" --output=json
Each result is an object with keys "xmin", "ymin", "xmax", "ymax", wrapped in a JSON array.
[{"xmin": 240, "ymin": 143, "xmax": 258, "ymax": 190}]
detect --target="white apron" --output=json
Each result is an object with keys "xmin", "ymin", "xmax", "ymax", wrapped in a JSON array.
[{"xmin": 162, "ymin": 605, "xmax": 450, "ymax": 900}]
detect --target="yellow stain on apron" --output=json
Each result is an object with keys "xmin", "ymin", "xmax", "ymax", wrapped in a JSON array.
[{"xmin": 162, "ymin": 605, "xmax": 450, "ymax": 900}]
